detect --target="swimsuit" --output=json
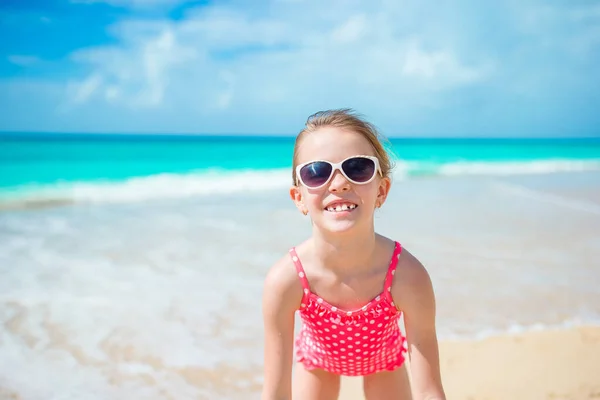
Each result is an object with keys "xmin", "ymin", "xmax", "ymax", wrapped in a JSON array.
[{"xmin": 289, "ymin": 241, "xmax": 408, "ymax": 377}]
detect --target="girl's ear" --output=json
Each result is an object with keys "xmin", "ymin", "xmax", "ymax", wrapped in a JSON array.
[
  {"xmin": 375, "ymin": 176, "xmax": 392, "ymax": 209},
  {"xmin": 290, "ymin": 185, "xmax": 308, "ymax": 215}
]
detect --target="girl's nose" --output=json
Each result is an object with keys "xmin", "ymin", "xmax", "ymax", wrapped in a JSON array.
[{"xmin": 328, "ymin": 170, "xmax": 350, "ymax": 192}]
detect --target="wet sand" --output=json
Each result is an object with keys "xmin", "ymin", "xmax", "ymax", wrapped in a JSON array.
[{"xmin": 340, "ymin": 326, "xmax": 600, "ymax": 399}]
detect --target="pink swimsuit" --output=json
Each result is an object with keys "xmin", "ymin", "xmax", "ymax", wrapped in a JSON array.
[{"xmin": 289, "ymin": 241, "xmax": 408, "ymax": 377}]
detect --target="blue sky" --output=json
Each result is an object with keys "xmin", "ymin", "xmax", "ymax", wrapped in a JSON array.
[{"xmin": 1, "ymin": 0, "xmax": 599, "ymax": 137}]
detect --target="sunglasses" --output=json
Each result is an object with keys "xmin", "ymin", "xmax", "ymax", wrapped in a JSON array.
[{"xmin": 295, "ymin": 155, "xmax": 382, "ymax": 189}]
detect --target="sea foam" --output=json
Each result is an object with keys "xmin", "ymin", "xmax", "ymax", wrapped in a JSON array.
[{"xmin": 1, "ymin": 159, "xmax": 599, "ymax": 209}]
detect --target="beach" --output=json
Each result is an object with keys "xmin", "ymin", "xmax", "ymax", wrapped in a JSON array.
[
  {"xmin": 341, "ymin": 326, "xmax": 600, "ymax": 400},
  {"xmin": 1, "ymin": 136, "xmax": 600, "ymax": 399}
]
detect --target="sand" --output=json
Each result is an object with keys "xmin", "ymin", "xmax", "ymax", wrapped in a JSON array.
[{"xmin": 339, "ymin": 326, "xmax": 600, "ymax": 400}]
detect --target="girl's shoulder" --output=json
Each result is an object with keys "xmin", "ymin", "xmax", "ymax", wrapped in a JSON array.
[
  {"xmin": 262, "ymin": 244, "xmax": 307, "ymax": 314},
  {"xmin": 390, "ymin": 245, "xmax": 436, "ymax": 312},
  {"xmin": 396, "ymin": 247, "xmax": 430, "ymax": 281}
]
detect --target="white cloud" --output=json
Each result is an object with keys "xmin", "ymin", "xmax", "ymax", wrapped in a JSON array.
[
  {"xmin": 66, "ymin": 0, "xmax": 494, "ymax": 114},
  {"xmin": 401, "ymin": 39, "xmax": 491, "ymax": 87},
  {"xmin": 7, "ymin": 55, "xmax": 40, "ymax": 67},
  {"xmin": 513, "ymin": 2, "xmax": 600, "ymax": 60},
  {"xmin": 71, "ymin": 0, "xmax": 185, "ymax": 9},
  {"xmin": 569, "ymin": 4, "xmax": 600, "ymax": 22},
  {"xmin": 331, "ymin": 14, "xmax": 367, "ymax": 44},
  {"xmin": 68, "ymin": 74, "xmax": 103, "ymax": 103},
  {"xmin": 69, "ymin": 28, "xmax": 196, "ymax": 108},
  {"xmin": 215, "ymin": 70, "xmax": 235, "ymax": 110}
]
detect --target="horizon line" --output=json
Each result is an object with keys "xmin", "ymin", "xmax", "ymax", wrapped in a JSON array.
[{"xmin": 1, "ymin": 131, "xmax": 599, "ymax": 141}]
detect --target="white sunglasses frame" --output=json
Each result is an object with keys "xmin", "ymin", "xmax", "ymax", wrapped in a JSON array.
[{"xmin": 295, "ymin": 155, "xmax": 382, "ymax": 189}]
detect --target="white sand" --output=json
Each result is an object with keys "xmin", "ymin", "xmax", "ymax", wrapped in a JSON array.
[{"xmin": 339, "ymin": 326, "xmax": 600, "ymax": 399}]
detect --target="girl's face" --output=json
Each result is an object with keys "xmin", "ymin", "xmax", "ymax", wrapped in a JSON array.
[{"xmin": 290, "ymin": 127, "xmax": 391, "ymax": 234}]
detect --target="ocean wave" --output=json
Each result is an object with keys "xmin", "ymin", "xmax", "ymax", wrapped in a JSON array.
[
  {"xmin": 1, "ymin": 159, "xmax": 599, "ymax": 209},
  {"xmin": 437, "ymin": 158, "xmax": 600, "ymax": 176},
  {"xmin": 437, "ymin": 317, "xmax": 600, "ymax": 342},
  {"xmin": 0, "ymin": 169, "xmax": 292, "ymax": 209}
]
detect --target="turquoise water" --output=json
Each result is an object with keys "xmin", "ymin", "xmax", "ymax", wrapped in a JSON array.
[
  {"xmin": 0, "ymin": 134, "xmax": 293, "ymax": 188},
  {"xmin": 1, "ymin": 133, "xmax": 600, "ymax": 206}
]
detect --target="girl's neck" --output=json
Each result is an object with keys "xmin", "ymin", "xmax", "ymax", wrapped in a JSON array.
[{"xmin": 310, "ymin": 226, "xmax": 378, "ymax": 273}]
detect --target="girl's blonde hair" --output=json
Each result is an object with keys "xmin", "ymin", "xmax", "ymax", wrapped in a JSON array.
[{"xmin": 292, "ymin": 108, "xmax": 395, "ymax": 185}]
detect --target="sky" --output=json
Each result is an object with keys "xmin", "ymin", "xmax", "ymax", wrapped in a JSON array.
[{"xmin": 0, "ymin": 0, "xmax": 599, "ymax": 137}]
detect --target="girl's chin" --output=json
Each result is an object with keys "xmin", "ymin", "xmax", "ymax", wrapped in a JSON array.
[{"xmin": 313, "ymin": 216, "xmax": 362, "ymax": 234}]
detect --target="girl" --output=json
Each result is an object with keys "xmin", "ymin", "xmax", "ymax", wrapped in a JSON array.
[{"xmin": 261, "ymin": 109, "xmax": 446, "ymax": 400}]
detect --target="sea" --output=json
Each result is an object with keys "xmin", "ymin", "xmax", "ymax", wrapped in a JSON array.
[{"xmin": 1, "ymin": 133, "xmax": 600, "ymax": 399}]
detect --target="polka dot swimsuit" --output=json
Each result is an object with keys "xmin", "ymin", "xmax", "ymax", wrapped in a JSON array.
[{"xmin": 290, "ymin": 241, "xmax": 408, "ymax": 377}]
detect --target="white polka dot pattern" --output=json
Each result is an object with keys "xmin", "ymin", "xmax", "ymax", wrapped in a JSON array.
[
  {"xmin": 294, "ymin": 297, "xmax": 406, "ymax": 376},
  {"xmin": 289, "ymin": 241, "xmax": 407, "ymax": 377}
]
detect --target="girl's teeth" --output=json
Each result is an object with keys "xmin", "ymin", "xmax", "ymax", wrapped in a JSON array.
[{"xmin": 326, "ymin": 204, "xmax": 356, "ymax": 212}]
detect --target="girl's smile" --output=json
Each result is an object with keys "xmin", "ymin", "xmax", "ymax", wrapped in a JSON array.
[{"xmin": 323, "ymin": 199, "xmax": 359, "ymax": 219}]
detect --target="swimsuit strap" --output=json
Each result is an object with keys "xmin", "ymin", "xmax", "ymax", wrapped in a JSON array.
[
  {"xmin": 289, "ymin": 248, "xmax": 310, "ymax": 307},
  {"xmin": 383, "ymin": 241, "xmax": 402, "ymax": 303}
]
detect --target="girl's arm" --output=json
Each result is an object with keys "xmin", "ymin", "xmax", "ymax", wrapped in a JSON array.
[
  {"xmin": 261, "ymin": 257, "xmax": 303, "ymax": 400},
  {"xmin": 393, "ymin": 249, "xmax": 447, "ymax": 400}
]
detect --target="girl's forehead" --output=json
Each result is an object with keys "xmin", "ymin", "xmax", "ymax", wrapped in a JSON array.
[{"xmin": 296, "ymin": 127, "xmax": 375, "ymax": 162}]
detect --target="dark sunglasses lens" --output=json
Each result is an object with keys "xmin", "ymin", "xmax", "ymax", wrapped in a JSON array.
[
  {"xmin": 299, "ymin": 161, "xmax": 333, "ymax": 187},
  {"xmin": 342, "ymin": 157, "xmax": 376, "ymax": 182}
]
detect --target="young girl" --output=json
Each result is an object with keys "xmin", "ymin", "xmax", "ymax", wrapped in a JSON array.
[{"xmin": 261, "ymin": 109, "xmax": 446, "ymax": 400}]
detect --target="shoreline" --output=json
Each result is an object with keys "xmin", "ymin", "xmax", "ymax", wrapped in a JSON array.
[
  {"xmin": 340, "ymin": 325, "xmax": 600, "ymax": 400},
  {"xmin": 2, "ymin": 167, "xmax": 599, "ymax": 214},
  {"xmin": 434, "ymin": 319, "xmax": 600, "ymax": 343}
]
